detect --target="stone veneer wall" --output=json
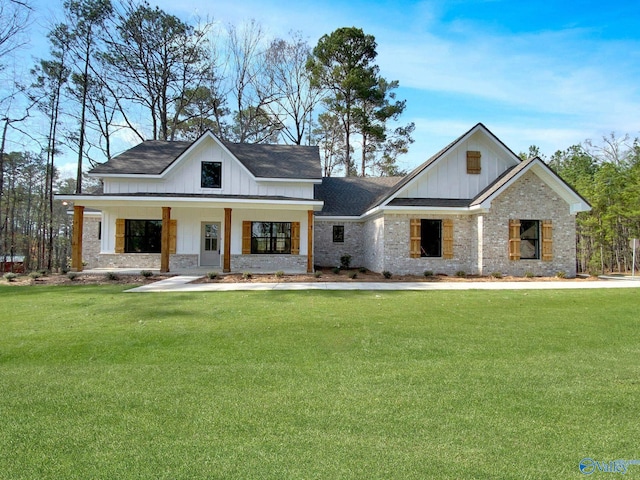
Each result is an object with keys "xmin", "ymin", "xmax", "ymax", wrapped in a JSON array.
[
  {"xmin": 230, "ymin": 254, "xmax": 307, "ymax": 273},
  {"xmin": 480, "ymin": 170, "xmax": 577, "ymax": 277},
  {"xmin": 314, "ymin": 220, "xmax": 364, "ymax": 268},
  {"xmin": 82, "ymin": 216, "xmax": 101, "ymax": 267},
  {"xmin": 363, "ymin": 216, "xmax": 385, "ymax": 273},
  {"xmin": 94, "ymin": 254, "xmax": 198, "ymax": 270},
  {"xmin": 381, "ymin": 214, "xmax": 476, "ymax": 275}
]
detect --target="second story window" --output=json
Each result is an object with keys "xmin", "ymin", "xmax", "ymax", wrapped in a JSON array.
[{"xmin": 201, "ymin": 162, "xmax": 222, "ymax": 188}]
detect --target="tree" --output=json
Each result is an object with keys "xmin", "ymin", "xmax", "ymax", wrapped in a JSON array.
[
  {"xmin": 101, "ymin": 1, "xmax": 210, "ymax": 141},
  {"xmin": 355, "ymin": 77, "xmax": 412, "ymax": 176},
  {"xmin": 373, "ymin": 122, "xmax": 414, "ymax": 176},
  {"xmin": 0, "ymin": 0, "xmax": 31, "ymax": 68},
  {"xmin": 171, "ymin": 85, "xmax": 228, "ymax": 140},
  {"xmin": 223, "ymin": 20, "xmax": 278, "ymax": 143},
  {"xmin": 307, "ymin": 27, "xmax": 379, "ymax": 175},
  {"xmin": 30, "ymin": 32, "xmax": 71, "ymax": 270},
  {"xmin": 312, "ymin": 112, "xmax": 348, "ymax": 176},
  {"xmin": 519, "ymin": 145, "xmax": 545, "ymax": 161},
  {"xmin": 52, "ymin": 0, "xmax": 113, "ymax": 193},
  {"xmin": 259, "ymin": 32, "xmax": 320, "ymax": 145},
  {"xmin": 230, "ymin": 106, "xmax": 282, "ymax": 144}
]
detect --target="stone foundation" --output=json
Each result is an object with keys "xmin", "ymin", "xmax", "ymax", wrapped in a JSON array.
[
  {"xmin": 230, "ymin": 254, "xmax": 308, "ymax": 273},
  {"xmin": 94, "ymin": 253, "xmax": 198, "ymax": 270}
]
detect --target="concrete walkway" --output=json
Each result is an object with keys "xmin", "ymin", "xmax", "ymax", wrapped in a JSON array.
[{"xmin": 127, "ymin": 276, "xmax": 640, "ymax": 293}]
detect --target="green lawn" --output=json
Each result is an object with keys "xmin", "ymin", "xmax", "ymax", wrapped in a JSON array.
[{"xmin": 0, "ymin": 285, "xmax": 638, "ymax": 479}]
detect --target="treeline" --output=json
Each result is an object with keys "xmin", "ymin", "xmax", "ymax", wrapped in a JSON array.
[
  {"xmin": 529, "ymin": 136, "xmax": 640, "ymax": 274},
  {"xmin": 1, "ymin": 0, "xmax": 638, "ymax": 274},
  {"xmin": 1, "ymin": 0, "xmax": 414, "ymax": 271}
]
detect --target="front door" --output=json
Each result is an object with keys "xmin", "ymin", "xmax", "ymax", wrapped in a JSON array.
[{"xmin": 200, "ymin": 222, "xmax": 221, "ymax": 266}]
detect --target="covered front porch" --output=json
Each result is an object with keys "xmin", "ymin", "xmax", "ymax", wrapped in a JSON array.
[{"xmin": 59, "ymin": 194, "xmax": 322, "ymax": 274}]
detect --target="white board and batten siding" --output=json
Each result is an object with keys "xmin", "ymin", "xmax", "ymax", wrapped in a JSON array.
[
  {"xmin": 99, "ymin": 206, "xmax": 310, "ymax": 256},
  {"xmin": 102, "ymin": 136, "xmax": 315, "ymax": 199},
  {"xmin": 396, "ymin": 131, "xmax": 518, "ymax": 200}
]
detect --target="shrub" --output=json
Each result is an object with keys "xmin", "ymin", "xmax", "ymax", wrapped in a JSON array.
[
  {"xmin": 382, "ymin": 270, "xmax": 392, "ymax": 279},
  {"xmin": 455, "ymin": 270, "xmax": 466, "ymax": 278},
  {"xmin": 358, "ymin": 267, "xmax": 367, "ymax": 274},
  {"xmin": 140, "ymin": 270, "xmax": 154, "ymax": 278},
  {"xmin": 314, "ymin": 271, "xmax": 322, "ymax": 278},
  {"xmin": 348, "ymin": 271, "xmax": 357, "ymax": 279},
  {"xmin": 340, "ymin": 254, "xmax": 352, "ymax": 269},
  {"xmin": 105, "ymin": 272, "xmax": 119, "ymax": 281},
  {"xmin": 274, "ymin": 270, "xmax": 285, "ymax": 278},
  {"xmin": 490, "ymin": 271, "xmax": 502, "ymax": 279},
  {"xmin": 556, "ymin": 270, "xmax": 567, "ymax": 279},
  {"xmin": 206, "ymin": 271, "xmax": 218, "ymax": 280},
  {"xmin": 332, "ymin": 267, "xmax": 340, "ymax": 274},
  {"xmin": 3, "ymin": 272, "xmax": 17, "ymax": 282},
  {"xmin": 29, "ymin": 271, "xmax": 42, "ymax": 280},
  {"xmin": 38, "ymin": 270, "xmax": 48, "ymax": 277},
  {"xmin": 524, "ymin": 271, "xmax": 534, "ymax": 278},
  {"xmin": 423, "ymin": 270, "xmax": 434, "ymax": 277},
  {"xmin": 67, "ymin": 272, "xmax": 78, "ymax": 281},
  {"xmin": 242, "ymin": 272, "xmax": 252, "ymax": 280}
]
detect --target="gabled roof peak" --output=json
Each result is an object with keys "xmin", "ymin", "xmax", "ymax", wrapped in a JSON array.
[{"xmin": 89, "ymin": 132, "xmax": 322, "ymax": 180}]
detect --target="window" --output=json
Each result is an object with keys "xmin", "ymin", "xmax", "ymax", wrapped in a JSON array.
[
  {"xmin": 124, "ymin": 220, "xmax": 162, "ymax": 253},
  {"xmin": 520, "ymin": 220, "xmax": 540, "ymax": 259},
  {"xmin": 467, "ymin": 151, "xmax": 481, "ymax": 174},
  {"xmin": 410, "ymin": 219, "xmax": 453, "ymax": 259},
  {"xmin": 509, "ymin": 219, "xmax": 552, "ymax": 261},
  {"xmin": 333, "ymin": 225, "xmax": 345, "ymax": 243},
  {"xmin": 251, "ymin": 222, "xmax": 291, "ymax": 254},
  {"xmin": 421, "ymin": 220, "xmax": 442, "ymax": 257},
  {"xmin": 201, "ymin": 162, "xmax": 222, "ymax": 188}
]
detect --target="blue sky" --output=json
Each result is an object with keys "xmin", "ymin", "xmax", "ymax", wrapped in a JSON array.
[{"xmin": 23, "ymin": 0, "xmax": 640, "ymax": 174}]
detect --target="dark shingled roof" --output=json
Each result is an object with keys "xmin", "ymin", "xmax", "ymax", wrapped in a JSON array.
[
  {"xmin": 221, "ymin": 142, "xmax": 321, "ymax": 179},
  {"xmin": 90, "ymin": 136, "xmax": 322, "ymax": 180},
  {"xmin": 387, "ymin": 198, "xmax": 472, "ymax": 208},
  {"xmin": 314, "ymin": 177, "xmax": 404, "ymax": 216},
  {"xmin": 90, "ymin": 140, "xmax": 191, "ymax": 175}
]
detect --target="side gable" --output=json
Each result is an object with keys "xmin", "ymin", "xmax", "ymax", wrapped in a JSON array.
[{"xmin": 471, "ymin": 157, "xmax": 591, "ymax": 214}]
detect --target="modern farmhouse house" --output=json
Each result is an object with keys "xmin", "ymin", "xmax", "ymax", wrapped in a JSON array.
[{"xmin": 57, "ymin": 123, "xmax": 591, "ymax": 277}]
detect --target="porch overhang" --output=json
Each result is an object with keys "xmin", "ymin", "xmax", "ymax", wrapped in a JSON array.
[{"xmin": 55, "ymin": 193, "xmax": 324, "ymax": 211}]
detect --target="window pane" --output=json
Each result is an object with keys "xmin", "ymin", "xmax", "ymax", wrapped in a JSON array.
[
  {"xmin": 251, "ymin": 222, "xmax": 291, "ymax": 254},
  {"xmin": 420, "ymin": 220, "xmax": 442, "ymax": 257},
  {"xmin": 333, "ymin": 225, "xmax": 344, "ymax": 243},
  {"xmin": 520, "ymin": 220, "xmax": 539, "ymax": 259},
  {"xmin": 201, "ymin": 162, "xmax": 222, "ymax": 188},
  {"xmin": 125, "ymin": 220, "xmax": 162, "ymax": 253}
]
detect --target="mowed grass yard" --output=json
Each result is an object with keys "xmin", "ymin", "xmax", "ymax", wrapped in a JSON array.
[{"xmin": 0, "ymin": 285, "xmax": 638, "ymax": 479}]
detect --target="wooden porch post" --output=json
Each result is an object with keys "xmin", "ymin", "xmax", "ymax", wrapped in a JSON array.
[
  {"xmin": 71, "ymin": 205, "xmax": 84, "ymax": 272},
  {"xmin": 224, "ymin": 208, "xmax": 232, "ymax": 273},
  {"xmin": 161, "ymin": 207, "xmax": 171, "ymax": 273},
  {"xmin": 307, "ymin": 210, "xmax": 314, "ymax": 273}
]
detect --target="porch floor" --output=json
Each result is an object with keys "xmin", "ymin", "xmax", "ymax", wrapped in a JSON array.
[{"xmin": 80, "ymin": 266, "xmax": 309, "ymax": 276}]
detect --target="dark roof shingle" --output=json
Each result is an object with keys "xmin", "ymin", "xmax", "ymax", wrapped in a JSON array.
[
  {"xmin": 90, "ymin": 140, "xmax": 191, "ymax": 175},
  {"xmin": 90, "ymin": 135, "xmax": 322, "ymax": 179},
  {"xmin": 314, "ymin": 177, "xmax": 404, "ymax": 216}
]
